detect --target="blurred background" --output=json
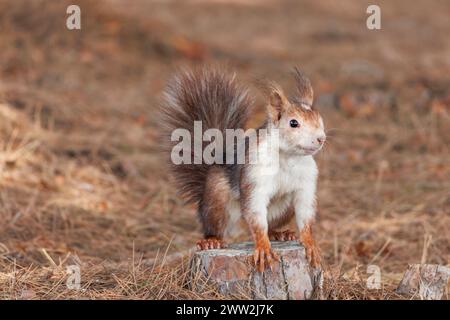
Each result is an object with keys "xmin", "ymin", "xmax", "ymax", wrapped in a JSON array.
[{"xmin": 0, "ymin": 0, "xmax": 448, "ymax": 299}]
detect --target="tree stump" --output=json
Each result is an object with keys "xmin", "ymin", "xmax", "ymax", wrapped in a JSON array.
[
  {"xmin": 189, "ymin": 241, "xmax": 323, "ymax": 300},
  {"xmin": 396, "ymin": 264, "xmax": 450, "ymax": 300}
]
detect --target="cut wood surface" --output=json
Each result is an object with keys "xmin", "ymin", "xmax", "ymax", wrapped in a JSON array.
[{"xmin": 189, "ymin": 241, "xmax": 323, "ymax": 300}]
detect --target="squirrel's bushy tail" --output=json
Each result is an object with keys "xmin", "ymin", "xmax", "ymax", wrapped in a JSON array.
[{"xmin": 160, "ymin": 67, "xmax": 253, "ymax": 204}]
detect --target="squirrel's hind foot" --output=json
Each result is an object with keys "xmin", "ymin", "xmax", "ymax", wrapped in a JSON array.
[
  {"xmin": 196, "ymin": 237, "xmax": 227, "ymax": 250},
  {"xmin": 269, "ymin": 230, "xmax": 298, "ymax": 242}
]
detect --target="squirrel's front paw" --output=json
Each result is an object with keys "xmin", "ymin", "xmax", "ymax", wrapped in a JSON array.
[
  {"xmin": 303, "ymin": 242, "xmax": 322, "ymax": 268},
  {"xmin": 253, "ymin": 241, "xmax": 280, "ymax": 273},
  {"xmin": 299, "ymin": 225, "xmax": 322, "ymax": 268}
]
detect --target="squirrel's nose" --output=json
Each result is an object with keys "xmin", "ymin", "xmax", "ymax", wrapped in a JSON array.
[{"xmin": 317, "ymin": 136, "xmax": 326, "ymax": 144}]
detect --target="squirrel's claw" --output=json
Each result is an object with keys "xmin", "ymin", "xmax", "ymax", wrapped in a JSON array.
[
  {"xmin": 196, "ymin": 238, "xmax": 226, "ymax": 250},
  {"xmin": 253, "ymin": 245, "xmax": 280, "ymax": 273},
  {"xmin": 299, "ymin": 225, "xmax": 322, "ymax": 268},
  {"xmin": 304, "ymin": 242, "xmax": 322, "ymax": 268}
]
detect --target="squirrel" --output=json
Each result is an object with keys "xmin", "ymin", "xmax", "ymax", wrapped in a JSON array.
[{"xmin": 160, "ymin": 67, "xmax": 326, "ymax": 272}]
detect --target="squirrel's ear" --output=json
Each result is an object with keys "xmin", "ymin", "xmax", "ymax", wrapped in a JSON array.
[
  {"xmin": 292, "ymin": 67, "xmax": 313, "ymax": 107},
  {"xmin": 268, "ymin": 85, "xmax": 289, "ymax": 122}
]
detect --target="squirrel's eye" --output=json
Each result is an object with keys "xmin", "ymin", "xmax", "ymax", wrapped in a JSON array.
[{"xmin": 290, "ymin": 119, "xmax": 299, "ymax": 128}]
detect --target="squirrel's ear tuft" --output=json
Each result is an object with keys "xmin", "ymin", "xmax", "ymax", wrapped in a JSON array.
[
  {"xmin": 268, "ymin": 84, "xmax": 289, "ymax": 122},
  {"xmin": 292, "ymin": 67, "xmax": 313, "ymax": 107}
]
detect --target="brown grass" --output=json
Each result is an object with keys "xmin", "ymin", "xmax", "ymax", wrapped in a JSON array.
[{"xmin": 0, "ymin": 0, "xmax": 449, "ymax": 299}]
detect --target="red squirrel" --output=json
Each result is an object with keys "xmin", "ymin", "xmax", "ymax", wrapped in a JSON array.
[{"xmin": 161, "ymin": 67, "xmax": 326, "ymax": 272}]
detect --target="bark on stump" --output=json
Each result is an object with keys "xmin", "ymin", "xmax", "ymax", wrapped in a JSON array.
[
  {"xmin": 396, "ymin": 264, "xmax": 450, "ymax": 300},
  {"xmin": 189, "ymin": 241, "xmax": 323, "ymax": 300}
]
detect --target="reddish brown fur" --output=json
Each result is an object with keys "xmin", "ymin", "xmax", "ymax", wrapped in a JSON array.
[
  {"xmin": 197, "ymin": 237, "xmax": 226, "ymax": 250},
  {"xmin": 292, "ymin": 67, "xmax": 314, "ymax": 106},
  {"xmin": 163, "ymin": 67, "xmax": 321, "ymax": 272},
  {"xmin": 242, "ymin": 69, "xmax": 321, "ymax": 271},
  {"xmin": 160, "ymin": 67, "xmax": 252, "ymax": 205},
  {"xmin": 240, "ymin": 176, "xmax": 281, "ymax": 272},
  {"xmin": 299, "ymin": 223, "xmax": 321, "ymax": 267},
  {"xmin": 269, "ymin": 206, "xmax": 295, "ymax": 230},
  {"xmin": 267, "ymin": 85, "xmax": 290, "ymax": 122},
  {"xmin": 253, "ymin": 226, "xmax": 280, "ymax": 272},
  {"xmin": 268, "ymin": 205, "xmax": 295, "ymax": 230},
  {"xmin": 287, "ymin": 103, "xmax": 322, "ymax": 128},
  {"xmin": 199, "ymin": 167, "xmax": 231, "ymax": 239},
  {"xmin": 268, "ymin": 230, "xmax": 298, "ymax": 241},
  {"xmin": 268, "ymin": 205, "xmax": 297, "ymax": 242},
  {"xmin": 238, "ymin": 165, "xmax": 254, "ymax": 217},
  {"xmin": 268, "ymin": 72, "xmax": 321, "ymax": 130}
]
